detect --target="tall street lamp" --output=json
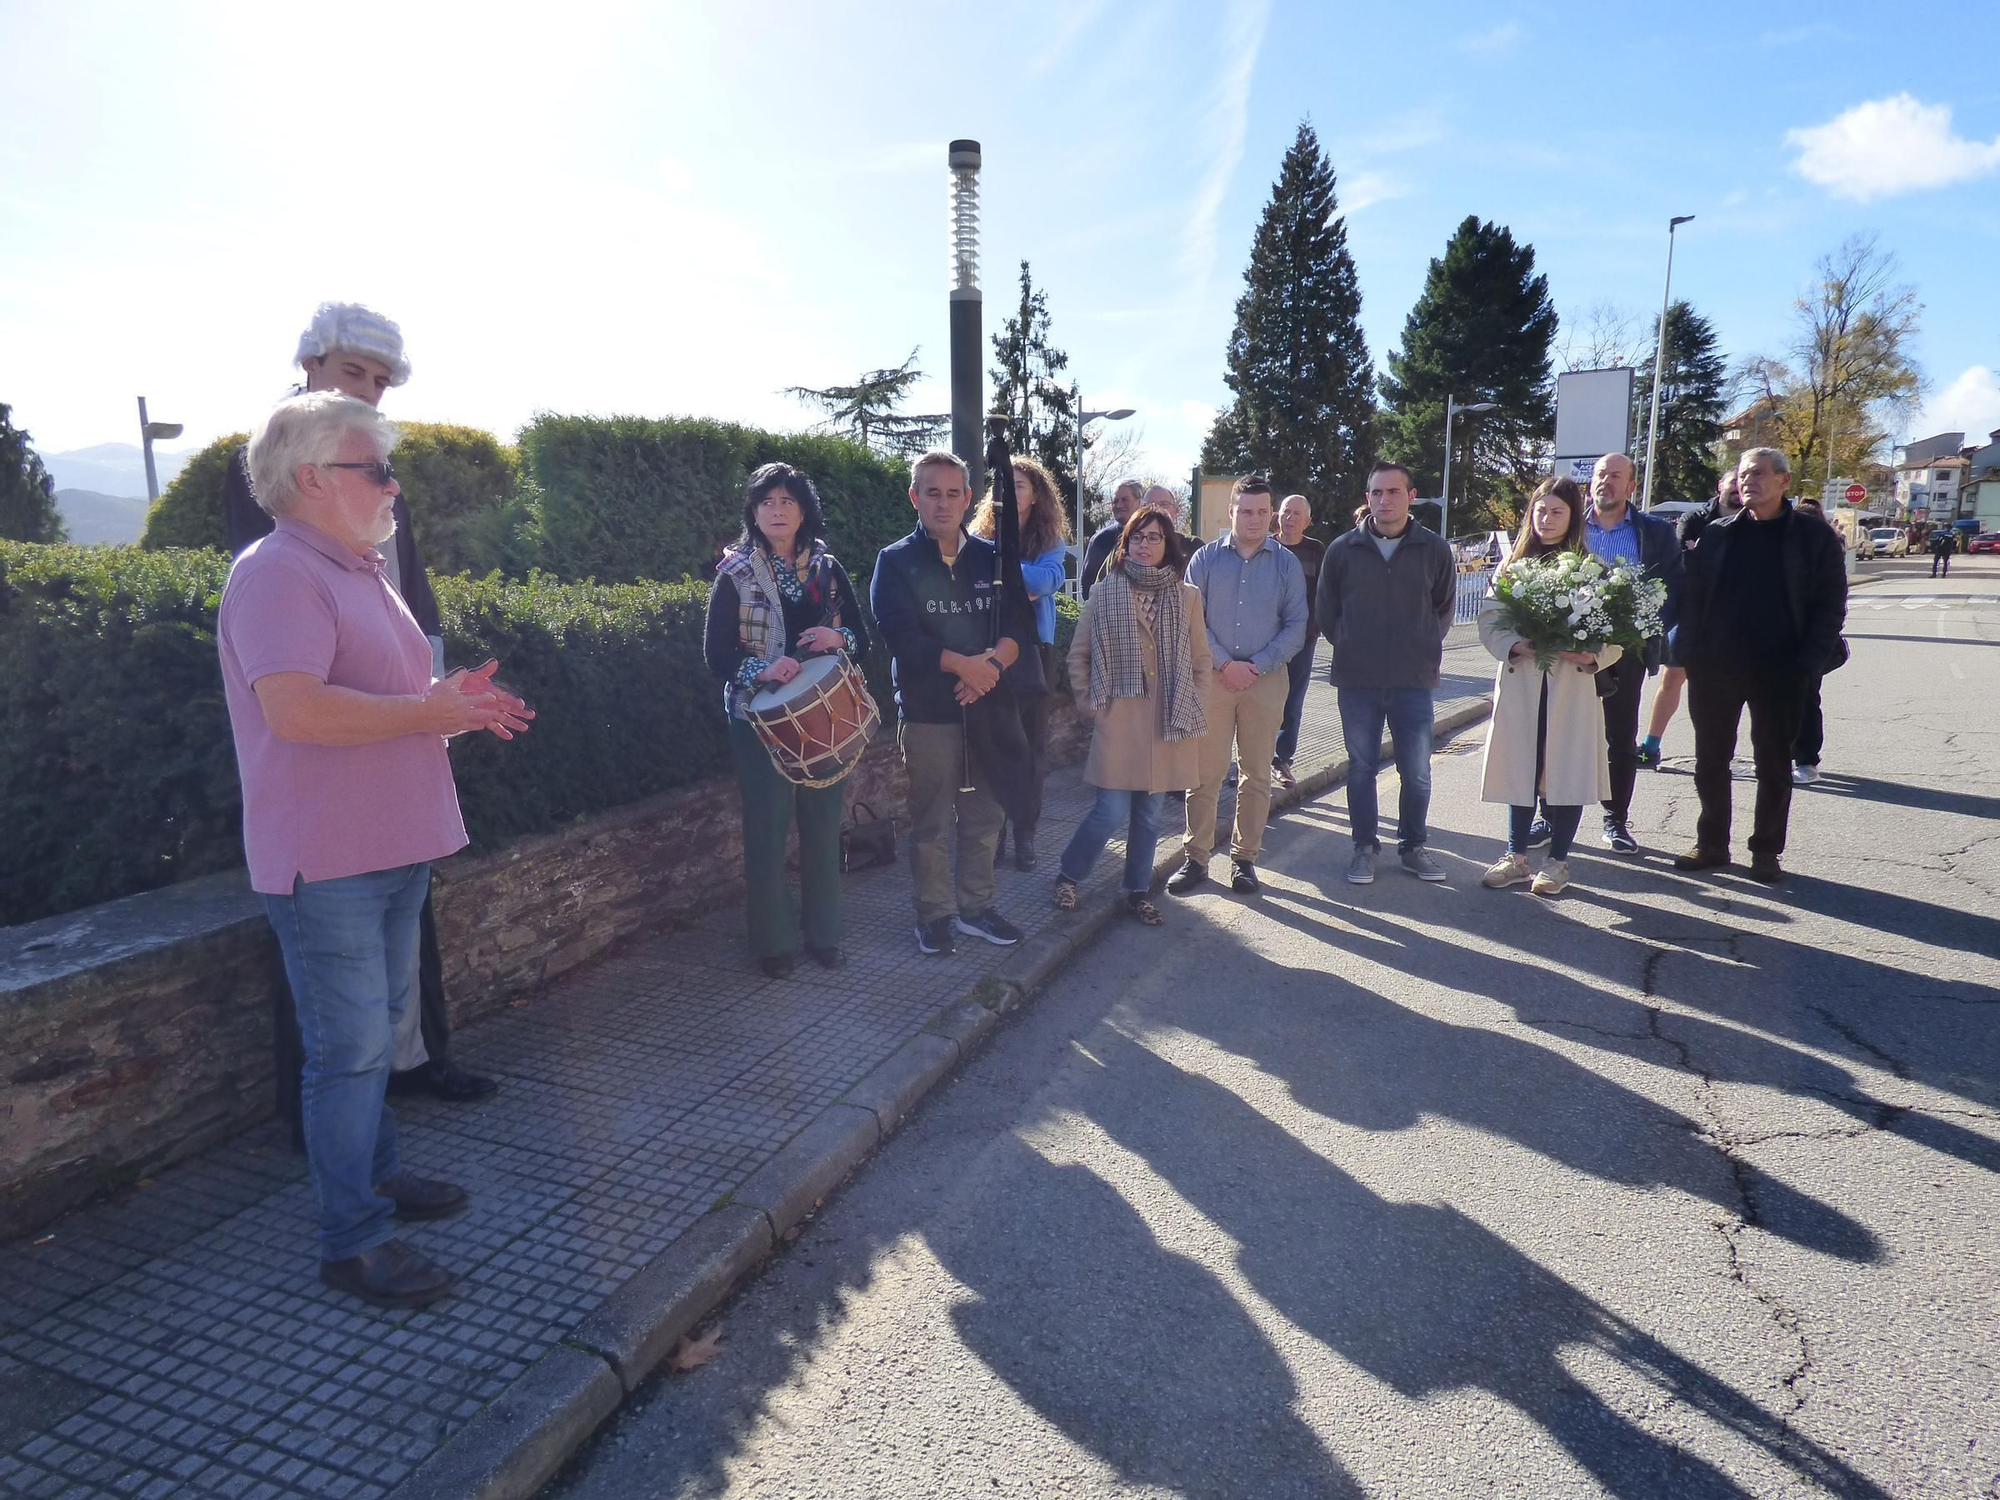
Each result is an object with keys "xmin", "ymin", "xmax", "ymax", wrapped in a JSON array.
[
  {"xmin": 1640, "ymin": 214, "xmax": 1695, "ymax": 512},
  {"xmin": 137, "ymin": 396, "xmax": 183, "ymax": 505},
  {"xmin": 1439, "ymin": 395, "xmax": 1496, "ymax": 539},
  {"xmin": 1074, "ymin": 392, "xmax": 1135, "ymax": 542},
  {"xmin": 948, "ymin": 140, "xmax": 984, "ymax": 498}
]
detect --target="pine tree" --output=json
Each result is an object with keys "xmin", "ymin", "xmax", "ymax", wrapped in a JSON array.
[
  {"xmin": 1632, "ymin": 301, "xmax": 1727, "ymax": 505},
  {"xmin": 0, "ymin": 403, "xmax": 66, "ymax": 544},
  {"xmin": 1378, "ymin": 216, "xmax": 1558, "ymax": 534},
  {"xmin": 784, "ymin": 349, "xmax": 949, "ymax": 457},
  {"xmin": 990, "ymin": 261, "xmax": 1081, "ymax": 504},
  {"xmin": 1201, "ymin": 121, "xmax": 1374, "ymax": 528}
]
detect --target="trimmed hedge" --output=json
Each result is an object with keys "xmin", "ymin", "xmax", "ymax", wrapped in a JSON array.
[
  {"xmin": 2, "ymin": 541, "xmax": 1078, "ymax": 928},
  {"xmin": 138, "ymin": 424, "xmax": 523, "ymax": 576},
  {"xmin": 2, "ymin": 544, "xmax": 719, "ymax": 926},
  {"xmin": 523, "ymin": 415, "xmax": 917, "ymax": 584}
]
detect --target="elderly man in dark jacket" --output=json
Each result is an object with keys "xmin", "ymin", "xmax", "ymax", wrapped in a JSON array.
[{"xmin": 1672, "ymin": 448, "xmax": 1847, "ymax": 883}]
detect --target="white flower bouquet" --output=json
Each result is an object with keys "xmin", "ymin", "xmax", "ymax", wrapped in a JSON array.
[{"xmin": 1490, "ymin": 550, "xmax": 1666, "ymax": 669}]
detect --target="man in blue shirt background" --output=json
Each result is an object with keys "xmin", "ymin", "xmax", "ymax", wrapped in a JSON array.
[
  {"xmin": 1568, "ymin": 452, "xmax": 1682, "ymax": 855},
  {"xmin": 1167, "ymin": 476, "xmax": 1307, "ymax": 897}
]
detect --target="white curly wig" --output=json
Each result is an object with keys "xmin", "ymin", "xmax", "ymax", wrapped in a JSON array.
[{"xmin": 294, "ymin": 301, "xmax": 412, "ymax": 386}]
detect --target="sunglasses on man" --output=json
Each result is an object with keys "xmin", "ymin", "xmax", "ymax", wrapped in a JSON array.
[{"xmin": 323, "ymin": 460, "xmax": 397, "ymax": 488}]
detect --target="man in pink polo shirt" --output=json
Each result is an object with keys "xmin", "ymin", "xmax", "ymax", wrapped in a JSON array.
[{"xmin": 220, "ymin": 391, "xmax": 532, "ymax": 1308}]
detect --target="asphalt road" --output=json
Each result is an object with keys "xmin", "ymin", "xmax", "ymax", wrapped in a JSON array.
[{"xmin": 546, "ymin": 559, "xmax": 2000, "ymax": 1500}]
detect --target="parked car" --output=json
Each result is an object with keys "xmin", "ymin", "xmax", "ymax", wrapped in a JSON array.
[
  {"xmin": 1867, "ymin": 527, "xmax": 1910, "ymax": 557},
  {"xmin": 1968, "ymin": 532, "xmax": 2000, "ymax": 555}
]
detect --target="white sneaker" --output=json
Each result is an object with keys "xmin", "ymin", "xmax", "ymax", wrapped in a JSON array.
[{"xmin": 1792, "ymin": 764, "xmax": 1820, "ymax": 786}]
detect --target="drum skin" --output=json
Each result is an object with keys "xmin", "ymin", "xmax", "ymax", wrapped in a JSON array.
[{"xmin": 745, "ymin": 654, "xmax": 879, "ymax": 787}]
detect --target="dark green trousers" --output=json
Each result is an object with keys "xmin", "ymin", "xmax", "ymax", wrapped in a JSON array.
[{"xmin": 729, "ymin": 716, "xmax": 845, "ymax": 959}]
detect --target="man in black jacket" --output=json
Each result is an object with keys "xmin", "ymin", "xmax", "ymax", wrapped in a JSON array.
[
  {"xmin": 224, "ymin": 303, "xmax": 495, "ymax": 1109},
  {"xmin": 1316, "ymin": 462, "xmax": 1457, "ymax": 887},
  {"xmin": 1672, "ymin": 448, "xmax": 1847, "ymax": 883},
  {"xmin": 1078, "ymin": 479, "xmax": 1144, "ymax": 599},
  {"xmin": 871, "ymin": 449, "xmax": 1030, "ymax": 956},
  {"xmin": 1638, "ymin": 469, "xmax": 1741, "ymax": 766}
]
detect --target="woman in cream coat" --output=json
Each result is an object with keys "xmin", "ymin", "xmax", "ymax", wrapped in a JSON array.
[
  {"xmin": 1478, "ymin": 478, "xmax": 1621, "ymax": 896},
  {"xmin": 1055, "ymin": 506, "xmax": 1212, "ymax": 925}
]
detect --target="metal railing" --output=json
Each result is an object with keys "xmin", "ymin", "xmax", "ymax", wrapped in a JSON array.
[{"xmin": 1455, "ymin": 567, "xmax": 1494, "ymax": 625}]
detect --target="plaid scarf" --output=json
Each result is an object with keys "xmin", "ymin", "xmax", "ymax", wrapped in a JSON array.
[
  {"xmin": 1088, "ymin": 562, "xmax": 1205, "ymax": 742},
  {"xmin": 717, "ymin": 539, "xmax": 837, "ymax": 718}
]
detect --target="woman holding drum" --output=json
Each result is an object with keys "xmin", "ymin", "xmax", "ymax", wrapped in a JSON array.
[
  {"xmin": 969, "ymin": 455, "xmax": 1070, "ymax": 870},
  {"xmin": 704, "ymin": 463, "xmax": 871, "ymax": 978}
]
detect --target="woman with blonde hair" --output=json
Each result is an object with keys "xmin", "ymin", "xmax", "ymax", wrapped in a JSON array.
[
  {"xmin": 971, "ymin": 455, "xmax": 1072, "ymax": 868},
  {"xmin": 1477, "ymin": 477, "xmax": 1621, "ymax": 896},
  {"xmin": 1055, "ymin": 506, "xmax": 1210, "ymax": 924}
]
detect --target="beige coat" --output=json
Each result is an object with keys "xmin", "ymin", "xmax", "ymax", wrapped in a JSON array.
[
  {"xmin": 1477, "ymin": 602, "xmax": 1623, "ymax": 806},
  {"xmin": 1066, "ymin": 584, "xmax": 1214, "ymax": 793}
]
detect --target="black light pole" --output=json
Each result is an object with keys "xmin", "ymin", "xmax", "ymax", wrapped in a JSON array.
[{"xmin": 948, "ymin": 140, "xmax": 984, "ymax": 499}]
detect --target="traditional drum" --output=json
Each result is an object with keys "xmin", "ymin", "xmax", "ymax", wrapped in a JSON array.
[{"xmin": 745, "ymin": 652, "xmax": 879, "ymax": 787}]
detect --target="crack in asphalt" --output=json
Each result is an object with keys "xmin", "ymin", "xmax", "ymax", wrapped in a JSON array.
[
  {"xmin": 1638, "ymin": 950, "xmax": 1819, "ymax": 1420},
  {"xmin": 1811, "ymin": 1008, "xmax": 1914, "ymax": 1082}
]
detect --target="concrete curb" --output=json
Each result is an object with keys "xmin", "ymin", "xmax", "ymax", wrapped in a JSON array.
[
  {"xmin": 388, "ymin": 693, "xmax": 1496, "ymax": 1499},
  {"xmin": 387, "ymin": 1343, "xmax": 623, "ymax": 1500}
]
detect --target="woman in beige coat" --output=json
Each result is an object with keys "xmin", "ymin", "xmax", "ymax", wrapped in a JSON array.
[
  {"xmin": 1054, "ymin": 507, "xmax": 1212, "ymax": 925},
  {"xmin": 1478, "ymin": 479, "xmax": 1621, "ymax": 896}
]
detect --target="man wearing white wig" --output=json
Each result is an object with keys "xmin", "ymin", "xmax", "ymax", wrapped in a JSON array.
[{"xmin": 223, "ymin": 303, "xmax": 498, "ymax": 1132}]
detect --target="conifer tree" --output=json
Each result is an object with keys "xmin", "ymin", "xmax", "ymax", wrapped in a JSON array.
[
  {"xmin": 990, "ymin": 261, "xmax": 1081, "ymax": 503},
  {"xmin": 1200, "ymin": 121, "xmax": 1373, "ymax": 528},
  {"xmin": 1632, "ymin": 301, "xmax": 1728, "ymax": 504},
  {"xmin": 1378, "ymin": 216, "xmax": 1557, "ymax": 533},
  {"xmin": 0, "ymin": 403, "xmax": 66, "ymax": 544}
]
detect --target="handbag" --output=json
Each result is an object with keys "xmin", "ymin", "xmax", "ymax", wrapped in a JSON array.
[{"xmin": 840, "ymin": 802, "xmax": 899, "ymax": 874}]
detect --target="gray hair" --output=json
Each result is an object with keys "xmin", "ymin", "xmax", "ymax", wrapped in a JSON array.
[
  {"xmin": 1114, "ymin": 478, "xmax": 1146, "ymax": 502},
  {"xmin": 909, "ymin": 447, "xmax": 970, "ymax": 490},
  {"xmin": 1738, "ymin": 446, "xmax": 1791, "ymax": 476},
  {"xmin": 247, "ymin": 391, "xmax": 400, "ymax": 517}
]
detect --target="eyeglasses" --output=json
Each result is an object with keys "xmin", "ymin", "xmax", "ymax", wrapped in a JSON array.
[{"xmin": 322, "ymin": 461, "xmax": 397, "ymax": 488}]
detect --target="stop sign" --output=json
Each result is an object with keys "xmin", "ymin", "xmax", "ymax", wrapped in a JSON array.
[{"xmin": 1845, "ymin": 483, "xmax": 1868, "ymax": 505}]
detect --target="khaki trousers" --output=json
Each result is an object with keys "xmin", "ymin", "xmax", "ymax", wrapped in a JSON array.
[
  {"xmin": 1184, "ymin": 667, "xmax": 1288, "ymax": 865},
  {"xmin": 900, "ymin": 719, "xmax": 1006, "ymax": 924}
]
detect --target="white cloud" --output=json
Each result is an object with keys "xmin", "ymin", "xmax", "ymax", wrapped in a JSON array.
[
  {"xmin": 1786, "ymin": 94, "xmax": 2000, "ymax": 202},
  {"xmin": 1341, "ymin": 171, "xmax": 1409, "ymax": 215},
  {"xmin": 1175, "ymin": 0, "xmax": 1271, "ymax": 295},
  {"xmin": 1915, "ymin": 366, "xmax": 2000, "ymax": 445},
  {"xmin": 1455, "ymin": 20, "xmax": 1522, "ymax": 55}
]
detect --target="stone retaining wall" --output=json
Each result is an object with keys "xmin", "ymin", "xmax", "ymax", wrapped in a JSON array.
[{"xmin": 0, "ymin": 700, "xmax": 1085, "ymax": 1237}]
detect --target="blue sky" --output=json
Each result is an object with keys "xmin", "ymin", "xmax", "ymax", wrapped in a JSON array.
[{"xmin": 2, "ymin": 0, "xmax": 1995, "ymax": 488}]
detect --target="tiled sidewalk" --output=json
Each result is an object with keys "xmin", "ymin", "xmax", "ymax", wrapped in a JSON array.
[{"xmin": 0, "ymin": 634, "xmax": 1498, "ymax": 1500}]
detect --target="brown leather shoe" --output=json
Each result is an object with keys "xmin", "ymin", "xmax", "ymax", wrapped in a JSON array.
[
  {"xmin": 320, "ymin": 1238, "xmax": 458, "ymax": 1309},
  {"xmin": 1673, "ymin": 846, "xmax": 1729, "ymax": 872},
  {"xmin": 1747, "ymin": 855, "xmax": 1786, "ymax": 884},
  {"xmin": 375, "ymin": 1173, "xmax": 469, "ymax": 1221}
]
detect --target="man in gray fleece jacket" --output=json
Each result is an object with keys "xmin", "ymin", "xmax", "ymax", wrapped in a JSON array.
[{"xmin": 1315, "ymin": 461, "xmax": 1457, "ymax": 886}]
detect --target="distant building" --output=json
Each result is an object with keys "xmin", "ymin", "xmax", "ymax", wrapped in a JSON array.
[
  {"xmin": 1962, "ymin": 429, "xmax": 2000, "ymax": 530},
  {"xmin": 1892, "ymin": 432, "xmax": 1968, "ymax": 522}
]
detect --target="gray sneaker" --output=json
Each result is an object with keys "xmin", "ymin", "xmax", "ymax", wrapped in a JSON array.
[
  {"xmin": 1401, "ymin": 846, "xmax": 1447, "ymax": 882},
  {"xmin": 1346, "ymin": 848, "xmax": 1376, "ymax": 885}
]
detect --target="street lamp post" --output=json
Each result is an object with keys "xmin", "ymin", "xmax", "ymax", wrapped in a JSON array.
[
  {"xmin": 1640, "ymin": 214, "xmax": 1695, "ymax": 512},
  {"xmin": 948, "ymin": 140, "xmax": 984, "ymax": 499},
  {"xmin": 1439, "ymin": 395, "xmax": 1496, "ymax": 540},
  {"xmin": 1073, "ymin": 388, "xmax": 1135, "ymax": 542},
  {"xmin": 137, "ymin": 396, "xmax": 183, "ymax": 505}
]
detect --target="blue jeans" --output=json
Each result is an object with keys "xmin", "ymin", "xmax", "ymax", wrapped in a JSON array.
[
  {"xmin": 1510, "ymin": 803, "xmax": 1582, "ymax": 858},
  {"xmin": 1337, "ymin": 686, "xmax": 1435, "ymax": 853},
  {"xmin": 1059, "ymin": 787, "xmax": 1165, "ymax": 894},
  {"xmin": 264, "ymin": 863, "xmax": 428, "ymax": 1261},
  {"xmin": 1273, "ymin": 642, "xmax": 1315, "ymax": 765}
]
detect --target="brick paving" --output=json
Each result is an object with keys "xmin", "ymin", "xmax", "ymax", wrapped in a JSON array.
[{"xmin": 0, "ymin": 633, "xmax": 1496, "ymax": 1499}]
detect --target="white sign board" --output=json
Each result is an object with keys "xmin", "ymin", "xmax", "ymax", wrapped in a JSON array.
[
  {"xmin": 1554, "ymin": 367, "xmax": 1636, "ymax": 463},
  {"xmin": 1553, "ymin": 456, "xmax": 1596, "ymax": 484}
]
